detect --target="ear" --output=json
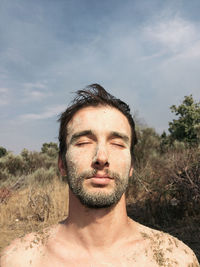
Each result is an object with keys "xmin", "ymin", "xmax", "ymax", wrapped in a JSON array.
[{"xmin": 58, "ymin": 155, "xmax": 67, "ymax": 176}]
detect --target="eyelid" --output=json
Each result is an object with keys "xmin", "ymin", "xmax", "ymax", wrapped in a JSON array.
[
  {"xmin": 75, "ymin": 137, "xmax": 94, "ymax": 145},
  {"xmin": 110, "ymin": 136, "xmax": 127, "ymax": 145},
  {"xmin": 110, "ymin": 141, "xmax": 126, "ymax": 148},
  {"xmin": 76, "ymin": 142, "xmax": 91, "ymax": 146}
]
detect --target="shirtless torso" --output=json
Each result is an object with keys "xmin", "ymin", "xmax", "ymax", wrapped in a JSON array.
[{"xmin": 1, "ymin": 220, "xmax": 199, "ymax": 267}]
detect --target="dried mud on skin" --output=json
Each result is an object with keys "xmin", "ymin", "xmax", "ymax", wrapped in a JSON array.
[
  {"xmin": 1, "ymin": 227, "xmax": 199, "ymax": 267},
  {"xmin": 25, "ymin": 228, "xmax": 199, "ymax": 266},
  {"xmin": 25, "ymin": 228, "xmax": 51, "ymax": 249},
  {"xmin": 140, "ymin": 231, "xmax": 199, "ymax": 267}
]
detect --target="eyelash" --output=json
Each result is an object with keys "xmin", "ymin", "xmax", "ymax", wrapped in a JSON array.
[
  {"xmin": 75, "ymin": 142, "xmax": 125, "ymax": 148},
  {"xmin": 111, "ymin": 143, "xmax": 125, "ymax": 148},
  {"xmin": 76, "ymin": 142, "xmax": 91, "ymax": 146}
]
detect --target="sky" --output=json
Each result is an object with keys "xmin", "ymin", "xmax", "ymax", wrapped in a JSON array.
[{"xmin": 1, "ymin": 0, "xmax": 200, "ymax": 154}]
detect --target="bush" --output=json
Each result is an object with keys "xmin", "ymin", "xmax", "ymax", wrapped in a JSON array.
[
  {"xmin": 134, "ymin": 127, "xmax": 161, "ymax": 166},
  {"xmin": 0, "ymin": 153, "xmax": 25, "ymax": 176},
  {"xmin": 41, "ymin": 142, "xmax": 58, "ymax": 158},
  {"xmin": 127, "ymin": 147, "xmax": 200, "ymax": 227},
  {"xmin": 27, "ymin": 167, "xmax": 56, "ymax": 186},
  {"xmin": 0, "ymin": 150, "xmax": 58, "ymax": 188},
  {"xmin": 0, "ymin": 147, "xmax": 7, "ymax": 158},
  {"xmin": 169, "ymin": 95, "xmax": 200, "ymax": 145},
  {"xmin": 20, "ymin": 149, "xmax": 57, "ymax": 174}
]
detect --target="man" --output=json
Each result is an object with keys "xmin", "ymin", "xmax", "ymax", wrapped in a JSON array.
[{"xmin": 1, "ymin": 84, "xmax": 199, "ymax": 266}]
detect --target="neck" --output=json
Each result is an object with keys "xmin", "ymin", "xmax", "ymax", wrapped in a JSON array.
[{"xmin": 63, "ymin": 190, "xmax": 134, "ymax": 249}]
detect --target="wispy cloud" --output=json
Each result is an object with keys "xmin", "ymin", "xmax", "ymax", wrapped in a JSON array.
[
  {"xmin": 1, "ymin": 0, "xmax": 200, "ymax": 153},
  {"xmin": 144, "ymin": 17, "xmax": 198, "ymax": 54},
  {"xmin": 23, "ymin": 82, "xmax": 47, "ymax": 89},
  {"xmin": 22, "ymin": 82, "xmax": 52, "ymax": 101},
  {"xmin": 19, "ymin": 105, "xmax": 66, "ymax": 121},
  {"xmin": 0, "ymin": 88, "xmax": 9, "ymax": 93},
  {"xmin": 23, "ymin": 89, "xmax": 51, "ymax": 102},
  {"xmin": 0, "ymin": 87, "xmax": 10, "ymax": 106},
  {"xmin": 29, "ymin": 90, "xmax": 47, "ymax": 99}
]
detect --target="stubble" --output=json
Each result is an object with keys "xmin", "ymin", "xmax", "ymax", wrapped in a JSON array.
[{"xmin": 64, "ymin": 160, "xmax": 130, "ymax": 209}]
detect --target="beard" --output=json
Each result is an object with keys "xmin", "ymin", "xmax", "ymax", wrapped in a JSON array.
[{"xmin": 64, "ymin": 161, "xmax": 130, "ymax": 209}]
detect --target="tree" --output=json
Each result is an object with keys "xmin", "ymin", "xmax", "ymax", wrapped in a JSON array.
[
  {"xmin": 134, "ymin": 127, "xmax": 161, "ymax": 165},
  {"xmin": 0, "ymin": 146, "xmax": 7, "ymax": 158},
  {"xmin": 41, "ymin": 142, "xmax": 59, "ymax": 158},
  {"xmin": 168, "ymin": 95, "xmax": 200, "ymax": 145}
]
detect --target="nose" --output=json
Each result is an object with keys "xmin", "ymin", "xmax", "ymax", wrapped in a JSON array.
[{"xmin": 92, "ymin": 145, "xmax": 109, "ymax": 169}]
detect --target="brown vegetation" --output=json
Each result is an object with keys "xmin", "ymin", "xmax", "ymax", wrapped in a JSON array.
[
  {"xmin": 0, "ymin": 177, "xmax": 68, "ymax": 250},
  {"xmin": 126, "ymin": 131, "xmax": 200, "ymax": 260},
  {"xmin": 0, "ymin": 136, "xmax": 199, "ymax": 261}
]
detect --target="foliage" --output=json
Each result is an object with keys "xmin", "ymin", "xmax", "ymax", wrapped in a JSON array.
[
  {"xmin": 28, "ymin": 167, "xmax": 56, "ymax": 186},
  {"xmin": 0, "ymin": 178, "xmax": 68, "ymax": 250},
  {"xmin": 0, "ymin": 147, "xmax": 7, "ymax": 158},
  {"xmin": 0, "ymin": 100, "xmax": 200, "ymax": 258},
  {"xmin": 168, "ymin": 95, "xmax": 200, "ymax": 145},
  {"xmin": 0, "ymin": 137, "xmax": 199, "ymax": 259},
  {"xmin": 127, "ymin": 147, "xmax": 200, "ymax": 226},
  {"xmin": 0, "ymin": 153, "xmax": 25, "ymax": 177},
  {"xmin": 134, "ymin": 127, "xmax": 161, "ymax": 166},
  {"xmin": 0, "ymin": 150, "xmax": 58, "ymax": 187},
  {"xmin": 41, "ymin": 142, "xmax": 59, "ymax": 158}
]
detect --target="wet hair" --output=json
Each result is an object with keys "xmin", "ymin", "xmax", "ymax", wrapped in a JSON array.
[{"xmin": 58, "ymin": 84, "xmax": 137, "ymax": 162}]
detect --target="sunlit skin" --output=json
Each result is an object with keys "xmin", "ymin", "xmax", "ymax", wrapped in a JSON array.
[
  {"xmin": 58, "ymin": 106, "xmax": 135, "ymax": 239},
  {"xmin": 61, "ymin": 105, "xmax": 133, "ymax": 209},
  {"xmin": 1, "ymin": 106, "xmax": 199, "ymax": 267}
]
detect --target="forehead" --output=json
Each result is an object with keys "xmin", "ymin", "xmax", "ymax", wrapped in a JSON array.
[{"xmin": 67, "ymin": 106, "xmax": 131, "ymax": 139}]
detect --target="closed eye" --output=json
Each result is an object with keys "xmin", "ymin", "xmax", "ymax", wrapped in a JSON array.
[
  {"xmin": 111, "ymin": 142, "xmax": 125, "ymax": 148},
  {"xmin": 76, "ymin": 142, "xmax": 92, "ymax": 146}
]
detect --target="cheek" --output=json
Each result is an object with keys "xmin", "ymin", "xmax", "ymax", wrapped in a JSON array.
[
  {"xmin": 110, "ymin": 150, "xmax": 132, "ymax": 169},
  {"xmin": 66, "ymin": 146, "xmax": 132, "ymax": 173},
  {"xmin": 66, "ymin": 148, "xmax": 94, "ymax": 169}
]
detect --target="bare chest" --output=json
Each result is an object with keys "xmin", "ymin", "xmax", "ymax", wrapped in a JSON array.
[{"xmin": 36, "ymin": 247, "xmax": 169, "ymax": 267}]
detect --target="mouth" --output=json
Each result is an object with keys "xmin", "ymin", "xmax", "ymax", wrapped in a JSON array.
[
  {"xmin": 88, "ymin": 174, "xmax": 113, "ymax": 186},
  {"xmin": 92, "ymin": 174, "xmax": 112, "ymax": 179}
]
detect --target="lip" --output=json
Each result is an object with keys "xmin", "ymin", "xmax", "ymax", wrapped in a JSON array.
[
  {"xmin": 92, "ymin": 174, "xmax": 112, "ymax": 179},
  {"xmin": 88, "ymin": 174, "xmax": 113, "ymax": 185}
]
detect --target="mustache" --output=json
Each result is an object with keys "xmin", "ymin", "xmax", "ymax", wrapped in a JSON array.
[{"xmin": 79, "ymin": 169, "xmax": 120, "ymax": 180}]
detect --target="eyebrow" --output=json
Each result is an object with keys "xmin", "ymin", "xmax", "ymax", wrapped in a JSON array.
[
  {"xmin": 109, "ymin": 131, "xmax": 130, "ymax": 145},
  {"xmin": 69, "ymin": 130, "xmax": 94, "ymax": 145},
  {"xmin": 69, "ymin": 130, "xmax": 130, "ymax": 145}
]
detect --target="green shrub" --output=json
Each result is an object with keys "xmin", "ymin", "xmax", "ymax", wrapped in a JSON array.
[
  {"xmin": 0, "ymin": 147, "xmax": 7, "ymax": 158},
  {"xmin": 134, "ymin": 127, "xmax": 161, "ymax": 167},
  {"xmin": 41, "ymin": 142, "xmax": 58, "ymax": 158},
  {"xmin": 127, "ymin": 147, "xmax": 200, "ymax": 227},
  {"xmin": 169, "ymin": 95, "xmax": 200, "ymax": 145},
  {"xmin": 27, "ymin": 167, "xmax": 56, "ymax": 186},
  {"xmin": 0, "ymin": 153, "xmax": 25, "ymax": 176}
]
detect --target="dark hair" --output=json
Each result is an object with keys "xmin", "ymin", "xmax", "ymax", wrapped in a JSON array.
[{"xmin": 58, "ymin": 84, "xmax": 137, "ymax": 162}]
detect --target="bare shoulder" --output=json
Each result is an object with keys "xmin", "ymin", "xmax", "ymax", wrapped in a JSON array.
[
  {"xmin": 0, "ymin": 225, "xmax": 58, "ymax": 267},
  {"xmin": 0, "ymin": 232, "xmax": 45, "ymax": 267},
  {"xmin": 137, "ymin": 223, "xmax": 199, "ymax": 266}
]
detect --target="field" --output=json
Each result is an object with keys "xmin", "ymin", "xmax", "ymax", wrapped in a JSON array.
[
  {"xmin": 0, "ymin": 178, "xmax": 68, "ymax": 250},
  {"xmin": 0, "ymin": 141, "xmax": 200, "ymax": 262}
]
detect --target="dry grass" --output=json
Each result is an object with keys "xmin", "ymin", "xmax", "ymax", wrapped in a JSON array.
[
  {"xmin": 126, "ymin": 148, "xmax": 200, "ymax": 261},
  {"xmin": 0, "ymin": 145, "xmax": 199, "ymax": 261},
  {"xmin": 0, "ymin": 177, "xmax": 68, "ymax": 251}
]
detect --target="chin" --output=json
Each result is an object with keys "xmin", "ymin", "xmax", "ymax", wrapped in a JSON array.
[{"xmin": 77, "ymin": 190, "xmax": 123, "ymax": 209}]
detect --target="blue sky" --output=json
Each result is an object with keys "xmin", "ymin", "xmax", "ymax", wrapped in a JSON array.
[{"xmin": 1, "ymin": 0, "xmax": 200, "ymax": 154}]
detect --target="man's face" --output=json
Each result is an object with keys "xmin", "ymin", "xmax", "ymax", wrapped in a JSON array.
[{"xmin": 62, "ymin": 105, "xmax": 133, "ymax": 208}]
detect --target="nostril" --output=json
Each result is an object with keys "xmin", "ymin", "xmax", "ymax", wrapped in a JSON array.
[
  {"xmin": 92, "ymin": 147, "xmax": 109, "ymax": 167},
  {"xmin": 93, "ymin": 159, "xmax": 109, "ymax": 167}
]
